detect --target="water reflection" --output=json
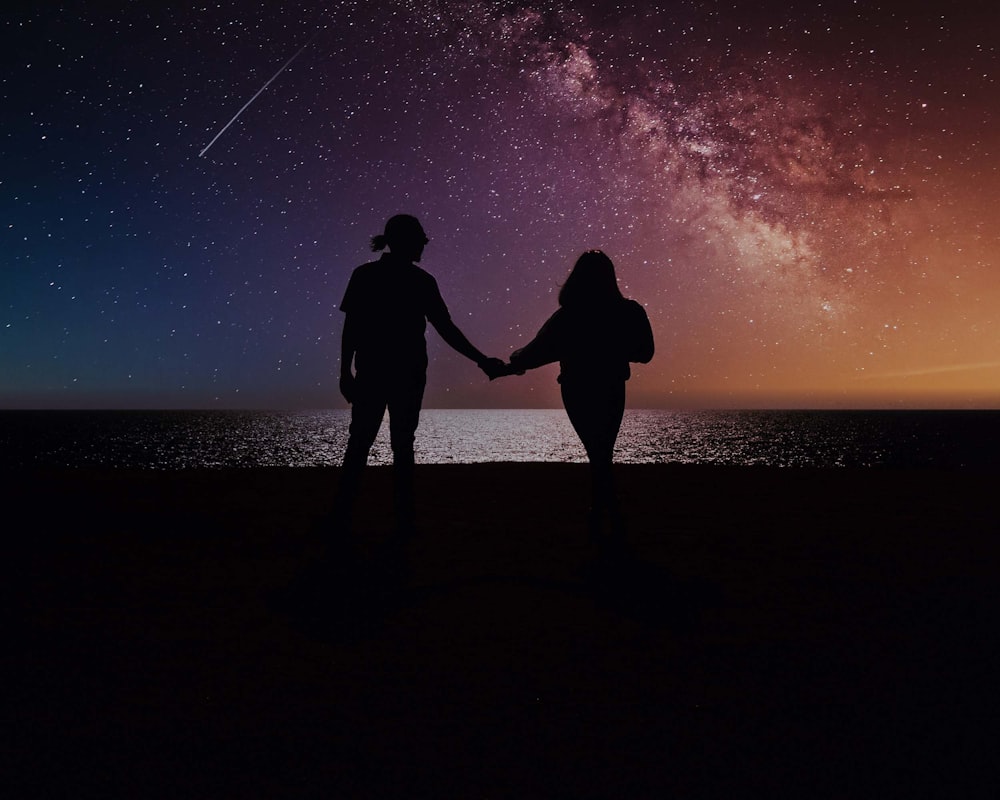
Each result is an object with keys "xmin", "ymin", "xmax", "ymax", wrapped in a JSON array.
[{"xmin": 0, "ymin": 408, "xmax": 993, "ymax": 469}]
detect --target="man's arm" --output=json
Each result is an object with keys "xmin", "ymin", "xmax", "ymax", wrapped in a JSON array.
[
  {"xmin": 425, "ymin": 278, "xmax": 505, "ymax": 378},
  {"xmin": 431, "ymin": 316, "xmax": 506, "ymax": 378},
  {"xmin": 432, "ymin": 315, "xmax": 487, "ymax": 365},
  {"xmin": 339, "ymin": 313, "xmax": 357, "ymax": 403}
]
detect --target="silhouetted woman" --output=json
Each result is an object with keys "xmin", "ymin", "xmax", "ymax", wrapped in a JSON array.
[{"xmin": 508, "ymin": 251, "xmax": 654, "ymax": 549}]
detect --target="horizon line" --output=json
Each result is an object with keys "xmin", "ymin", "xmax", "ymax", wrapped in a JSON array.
[{"xmin": 3, "ymin": 406, "xmax": 1000, "ymax": 413}]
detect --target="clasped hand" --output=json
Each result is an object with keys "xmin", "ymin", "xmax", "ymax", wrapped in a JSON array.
[{"xmin": 479, "ymin": 357, "xmax": 525, "ymax": 381}]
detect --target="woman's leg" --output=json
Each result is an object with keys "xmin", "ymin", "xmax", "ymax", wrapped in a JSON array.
[{"xmin": 561, "ymin": 380, "xmax": 626, "ymax": 534}]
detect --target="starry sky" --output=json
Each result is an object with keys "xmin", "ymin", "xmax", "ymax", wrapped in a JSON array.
[{"xmin": 3, "ymin": 0, "xmax": 999, "ymax": 409}]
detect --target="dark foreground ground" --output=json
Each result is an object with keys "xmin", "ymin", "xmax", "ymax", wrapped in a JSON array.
[{"xmin": 6, "ymin": 464, "xmax": 1000, "ymax": 797}]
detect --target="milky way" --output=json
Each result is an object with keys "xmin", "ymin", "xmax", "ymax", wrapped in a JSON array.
[{"xmin": 2, "ymin": 1, "xmax": 999, "ymax": 408}]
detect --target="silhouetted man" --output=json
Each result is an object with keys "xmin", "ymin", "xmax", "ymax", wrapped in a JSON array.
[{"xmin": 336, "ymin": 214, "xmax": 503, "ymax": 535}]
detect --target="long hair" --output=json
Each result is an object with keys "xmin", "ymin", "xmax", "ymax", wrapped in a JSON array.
[
  {"xmin": 371, "ymin": 214, "xmax": 426, "ymax": 252},
  {"xmin": 558, "ymin": 250, "xmax": 623, "ymax": 308}
]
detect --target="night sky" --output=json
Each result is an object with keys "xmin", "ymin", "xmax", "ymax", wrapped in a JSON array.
[{"xmin": 3, "ymin": 1, "xmax": 999, "ymax": 410}]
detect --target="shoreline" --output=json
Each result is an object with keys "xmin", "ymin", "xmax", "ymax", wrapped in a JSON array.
[{"xmin": 9, "ymin": 464, "xmax": 998, "ymax": 795}]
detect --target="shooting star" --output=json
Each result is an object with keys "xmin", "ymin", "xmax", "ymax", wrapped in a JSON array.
[
  {"xmin": 199, "ymin": 27, "xmax": 323, "ymax": 158},
  {"xmin": 856, "ymin": 360, "xmax": 1000, "ymax": 380}
]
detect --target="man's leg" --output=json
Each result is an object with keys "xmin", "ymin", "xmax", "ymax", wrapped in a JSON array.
[
  {"xmin": 335, "ymin": 381, "xmax": 388, "ymax": 530},
  {"xmin": 387, "ymin": 372, "xmax": 426, "ymax": 534}
]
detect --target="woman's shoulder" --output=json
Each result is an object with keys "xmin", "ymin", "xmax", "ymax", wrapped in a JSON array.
[{"xmin": 619, "ymin": 298, "xmax": 651, "ymax": 322}]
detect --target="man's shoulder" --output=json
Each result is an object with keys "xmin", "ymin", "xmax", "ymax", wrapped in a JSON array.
[
  {"xmin": 408, "ymin": 263, "xmax": 437, "ymax": 281},
  {"xmin": 351, "ymin": 259, "xmax": 437, "ymax": 282},
  {"xmin": 344, "ymin": 259, "xmax": 441, "ymax": 307},
  {"xmin": 350, "ymin": 259, "xmax": 383, "ymax": 278},
  {"xmin": 404, "ymin": 265, "xmax": 442, "ymax": 298}
]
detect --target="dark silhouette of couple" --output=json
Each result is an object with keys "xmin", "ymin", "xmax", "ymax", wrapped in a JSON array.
[{"xmin": 334, "ymin": 214, "xmax": 653, "ymax": 554}]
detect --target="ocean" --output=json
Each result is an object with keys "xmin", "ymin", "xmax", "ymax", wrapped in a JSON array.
[{"xmin": 0, "ymin": 409, "xmax": 996, "ymax": 469}]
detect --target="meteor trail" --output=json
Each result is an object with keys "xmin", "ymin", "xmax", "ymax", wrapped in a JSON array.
[
  {"xmin": 857, "ymin": 360, "xmax": 1000, "ymax": 380},
  {"xmin": 199, "ymin": 27, "xmax": 323, "ymax": 158}
]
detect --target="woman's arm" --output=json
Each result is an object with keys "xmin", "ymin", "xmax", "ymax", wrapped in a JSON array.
[
  {"xmin": 509, "ymin": 310, "xmax": 563, "ymax": 371},
  {"xmin": 626, "ymin": 301, "xmax": 654, "ymax": 364}
]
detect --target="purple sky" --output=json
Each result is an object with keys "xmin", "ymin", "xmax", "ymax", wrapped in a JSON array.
[{"xmin": 3, "ymin": 1, "xmax": 999, "ymax": 409}]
